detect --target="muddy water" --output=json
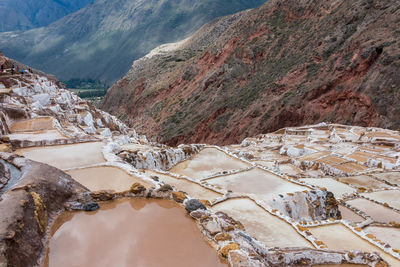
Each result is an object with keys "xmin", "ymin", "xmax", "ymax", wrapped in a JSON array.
[
  {"xmin": 66, "ymin": 167, "xmax": 153, "ymax": 192},
  {"xmin": 45, "ymin": 199, "xmax": 226, "ymax": 267},
  {"xmin": 16, "ymin": 142, "xmax": 105, "ymax": 170}
]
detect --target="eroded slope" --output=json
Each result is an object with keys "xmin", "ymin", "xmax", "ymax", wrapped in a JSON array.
[{"xmin": 102, "ymin": 0, "xmax": 400, "ymax": 145}]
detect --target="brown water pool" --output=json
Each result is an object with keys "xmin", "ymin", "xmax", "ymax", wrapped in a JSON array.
[{"xmin": 44, "ymin": 198, "xmax": 226, "ymax": 267}]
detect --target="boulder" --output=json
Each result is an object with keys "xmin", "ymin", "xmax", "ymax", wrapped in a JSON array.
[
  {"xmin": 172, "ymin": 191, "xmax": 186, "ymax": 203},
  {"xmin": 185, "ymin": 199, "xmax": 206, "ymax": 213}
]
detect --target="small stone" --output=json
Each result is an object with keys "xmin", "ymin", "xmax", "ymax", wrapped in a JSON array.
[
  {"xmin": 190, "ymin": 210, "xmax": 207, "ymax": 219},
  {"xmin": 0, "ymin": 143, "xmax": 10, "ymax": 152},
  {"xmin": 219, "ymin": 243, "xmax": 240, "ymax": 258},
  {"xmin": 91, "ymin": 191, "xmax": 115, "ymax": 201},
  {"xmin": 203, "ymin": 219, "xmax": 221, "ymax": 235},
  {"xmin": 130, "ymin": 182, "xmax": 146, "ymax": 194},
  {"xmin": 5, "ymin": 231, "xmax": 15, "ymax": 239},
  {"xmin": 215, "ymin": 233, "xmax": 232, "ymax": 242},
  {"xmin": 151, "ymin": 176, "xmax": 159, "ymax": 182},
  {"xmin": 83, "ymin": 202, "xmax": 99, "ymax": 211},
  {"xmin": 158, "ymin": 184, "xmax": 173, "ymax": 192},
  {"xmin": 172, "ymin": 191, "xmax": 186, "ymax": 203},
  {"xmin": 185, "ymin": 199, "xmax": 206, "ymax": 213}
]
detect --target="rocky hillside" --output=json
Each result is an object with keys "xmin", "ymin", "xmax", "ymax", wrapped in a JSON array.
[
  {"xmin": 0, "ymin": 0, "xmax": 265, "ymax": 83},
  {"xmin": 102, "ymin": 0, "xmax": 400, "ymax": 146},
  {"xmin": 0, "ymin": 0, "xmax": 93, "ymax": 31}
]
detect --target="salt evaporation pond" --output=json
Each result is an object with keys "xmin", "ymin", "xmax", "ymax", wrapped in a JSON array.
[
  {"xmin": 211, "ymin": 198, "xmax": 313, "ymax": 248},
  {"xmin": 44, "ymin": 198, "xmax": 226, "ymax": 267},
  {"xmin": 16, "ymin": 142, "xmax": 105, "ymax": 170},
  {"xmin": 145, "ymin": 170, "xmax": 222, "ymax": 201},
  {"xmin": 207, "ymin": 168, "xmax": 308, "ymax": 201},
  {"xmin": 67, "ymin": 167, "xmax": 153, "ymax": 192},
  {"xmin": 308, "ymin": 224, "xmax": 399, "ymax": 266},
  {"xmin": 9, "ymin": 117, "xmax": 54, "ymax": 132},
  {"xmin": 346, "ymin": 198, "xmax": 400, "ymax": 223},
  {"xmin": 170, "ymin": 147, "xmax": 250, "ymax": 179},
  {"xmin": 338, "ymin": 205, "xmax": 365, "ymax": 223}
]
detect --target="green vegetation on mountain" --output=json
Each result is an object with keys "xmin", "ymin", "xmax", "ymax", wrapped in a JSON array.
[
  {"xmin": 0, "ymin": 0, "xmax": 266, "ymax": 83},
  {"xmin": 0, "ymin": 0, "xmax": 93, "ymax": 31}
]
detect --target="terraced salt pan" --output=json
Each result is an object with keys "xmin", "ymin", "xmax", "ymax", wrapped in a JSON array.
[
  {"xmin": 373, "ymin": 172, "xmax": 400, "ymax": 186},
  {"xmin": 9, "ymin": 117, "xmax": 54, "ymax": 132},
  {"xmin": 347, "ymin": 152, "xmax": 375, "ymax": 164},
  {"xmin": 206, "ymin": 168, "xmax": 308, "ymax": 201},
  {"xmin": 334, "ymin": 162, "xmax": 368, "ymax": 174},
  {"xmin": 318, "ymin": 156, "xmax": 348, "ymax": 166},
  {"xmin": 45, "ymin": 199, "xmax": 225, "ymax": 267},
  {"xmin": 339, "ymin": 205, "xmax": 365, "ymax": 223},
  {"xmin": 144, "ymin": 170, "xmax": 221, "ymax": 201},
  {"xmin": 300, "ymin": 178, "xmax": 356, "ymax": 198},
  {"xmin": 8, "ymin": 130, "xmax": 67, "ymax": 141},
  {"xmin": 361, "ymin": 190, "xmax": 400, "ymax": 210},
  {"xmin": 346, "ymin": 198, "xmax": 400, "ymax": 223},
  {"xmin": 66, "ymin": 167, "xmax": 152, "ymax": 192},
  {"xmin": 338, "ymin": 175, "xmax": 389, "ymax": 190},
  {"xmin": 299, "ymin": 151, "xmax": 331, "ymax": 161},
  {"xmin": 211, "ymin": 198, "xmax": 313, "ymax": 248},
  {"xmin": 16, "ymin": 142, "xmax": 105, "ymax": 170},
  {"xmin": 365, "ymin": 226, "xmax": 400, "ymax": 250},
  {"xmin": 252, "ymin": 160, "xmax": 275, "ymax": 169},
  {"xmin": 308, "ymin": 224, "xmax": 399, "ymax": 266},
  {"xmin": 279, "ymin": 163, "xmax": 302, "ymax": 176},
  {"xmin": 170, "ymin": 147, "xmax": 250, "ymax": 179}
]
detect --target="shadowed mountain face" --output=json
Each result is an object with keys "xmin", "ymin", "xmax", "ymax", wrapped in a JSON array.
[
  {"xmin": 102, "ymin": 0, "xmax": 400, "ymax": 146},
  {"xmin": 0, "ymin": 0, "xmax": 94, "ymax": 31},
  {"xmin": 0, "ymin": 0, "xmax": 266, "ymax": 83}
]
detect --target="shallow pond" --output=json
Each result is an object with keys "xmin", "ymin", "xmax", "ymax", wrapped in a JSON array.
[{"xmin": 44, "ymin": 198, "xmax": 226, "ymax": 267}]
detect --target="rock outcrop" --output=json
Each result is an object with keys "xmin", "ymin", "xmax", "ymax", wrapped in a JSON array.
[
  {"xmin": 0, "ymin": 154, "xmax": 90, "ymax": 267},
  {"xmin": 269, "ymin": 190, "xmax": 341, "ymax": 222},
  {"xmin": 102, "ymin": 0, "xmax": 400, "ymax": 146}
]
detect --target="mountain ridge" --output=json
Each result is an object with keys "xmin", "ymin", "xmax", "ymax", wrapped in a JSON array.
[
  {"xmin": 0, "ymin": 0, "xmax": 266, "ymax": 83},
  {"xmin": 0, "ymin": 0, "xmax": 94, "ymax": 31}
]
